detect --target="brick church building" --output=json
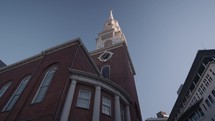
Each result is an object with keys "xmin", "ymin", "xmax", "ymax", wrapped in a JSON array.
[{"xmin": 0, "ymin": 11, "xmax": 142, "ymax": 121}]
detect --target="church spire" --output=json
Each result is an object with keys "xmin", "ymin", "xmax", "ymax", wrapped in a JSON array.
[
  {"xmin": 109, "ymin": 10, "xmax": 114, "ymax": 20},
  {"xmin": 96, "ymin": 11, "xmax": 127, "ymax": 49}
]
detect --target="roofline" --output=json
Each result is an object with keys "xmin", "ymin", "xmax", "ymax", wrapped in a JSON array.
[
  {"xmin": 0, "ymin": 38, "xmax": 101, "ymax": 76},
  {"xmin": 77, "ymin": 39, "xmax": 101, "ymax": 76},
  {"xmin": 168, "ymin": 49, "xmax": 215, "ymax": 121}
]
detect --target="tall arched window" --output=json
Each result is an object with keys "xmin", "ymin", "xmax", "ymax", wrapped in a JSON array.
[
  {"xmin": 2, "ymin": 75, "xmax": 31, "ymax": 112},
  {"xmin": 0, "ymin": 81, "xmax": 12, "ymax": 98},
  {"xmin": 101, "ymin": 65, "xmax": 110, "ymax": 79},
  {"xmin": 32, "ymin": 67, "xmax": 57, "ymax": 103}
]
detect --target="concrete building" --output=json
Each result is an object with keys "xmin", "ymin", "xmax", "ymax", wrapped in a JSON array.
[
  {"xmin": 145, "ymin": 111, "xmax": 168, "ymax": 121},
  {"xmin": 0, "ymin": 11, "xmax": 142, "ymax": 121},
  {"xmin": 168, "ymin": 49, "xmax": 215, "ymax": 121}
]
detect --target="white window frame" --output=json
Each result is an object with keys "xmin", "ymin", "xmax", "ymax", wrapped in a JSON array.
[
  {"xmin": 76, "ymin": 89, "xmax": 91, "ymax": 109},
  {"xmin": 2, "ymin": 75, "xmax": 31, "ymax": 112},
  {"xmin": 0, "ymin": 81, "xmax": 12, "ymax": 98},
  {"xmin": 102, "ymin": 96, "xmax": 111, "ymax": 116},
  {"xmin": 31, "ymin": 67, "xmax": 57, "ymax": 104}
]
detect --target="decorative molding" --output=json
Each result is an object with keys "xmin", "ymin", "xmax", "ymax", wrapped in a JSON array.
[
  {"xmin": 98, "ymin": 51, "xmax": 114, "ymax": 62},
  {"xmin": 69, "ymin": 68, "xmax": 130, "ymax": 105},
  {"xmin": 0, "ymin": 38, "xmax": 80, "ymax": 73}
]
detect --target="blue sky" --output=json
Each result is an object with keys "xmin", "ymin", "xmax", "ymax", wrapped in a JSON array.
[{"xmin": 1, "ymin": 0, "xmax": 215, "ymax": 120}]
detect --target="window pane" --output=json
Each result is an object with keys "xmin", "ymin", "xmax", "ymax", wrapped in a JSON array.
[
  {"xmin": 208, "ymin": 95, "xmax": 214, "ymax": 104},
  {"xmin": 102, "ymin": 66, "xmax": 110, "ymax": 79},
  {"xmin": 32, "ymin": 67, "xmax": 57, "ymax": 103},
  {"xmin": 205, "ymin": 99, "xmax": 212, "ymax": 108},
  {"xmin": 2, "ymin": 75, "xmax": 31, "ymax": 112},
  {"xmin": 77, "ymin": 98, "xmax": 89, "ymax": 108},
  {"xmin": 76, "ymin": 89, "xmax": 91, "ymax": 109},
  {"xmin": 34, "ymin": 87, "xmax": 48, "ymax": 103},
  {"xmin": 0, "ymin": 81, "xmax": 12, "ymax": 98},
  {"xmin": 16, "ymin": 76, "xmax": 30, "ymax": 95},
  {"xmin": 102, "ymin": 97, "xmax": 111, "ymax": 115},
  {"xmin": 4, "ymin": 95, "xmax": 19, "ymax": 111},
  {"xmin": 102, "ymin": 105, "xmax": 111, "ymax": 115},
  {"xmin": 42, "ymin": 71, "xmax": 55, "ymax": 87},
  {"xmin": 212, "ymin": 90, "xmax": 215, "ymax": 97}
]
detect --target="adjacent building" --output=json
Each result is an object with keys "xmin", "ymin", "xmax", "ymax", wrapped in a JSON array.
[
  {"xmin": 0, "ymin": 11, "xmax": 142, "ymax": 121},
  {"xmin": 0, "ymin": 60, "xmax": 6, "ymax": 68},
  {"xmin": 168, "ymin": 50, "xmax": 215, "ymax": 121},
  {"xmin": 145, "ymin": 111, "xmax": 168, "ymax": 121}
]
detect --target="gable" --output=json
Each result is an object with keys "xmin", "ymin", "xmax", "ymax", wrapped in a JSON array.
[{"xmin": 71, "ymin": 43, "xmax": 101, "ymax": 76}]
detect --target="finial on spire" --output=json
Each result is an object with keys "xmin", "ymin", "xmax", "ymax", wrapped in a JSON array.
[{"xmin": 109, "ymin": 10, "xmax": 114, "ymax": 20}]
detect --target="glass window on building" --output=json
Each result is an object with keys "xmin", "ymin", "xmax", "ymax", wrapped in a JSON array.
[
  {"xmin": 212, "ymin": 90, "xmax": 215, "ymax": 97},
  {"xmin": 2, "ymin": 75, "xmax": 31, "ymax": 112},
  {"xmin": 31, "ymin": 67, "xmax": 57, "ymax": 104},
  {"xmin": 76, "ymin": 89, "xmax": 91, "ymax": 109},
  {"xmin": 208, "ymin": 95, "xmax": 215, "ymax": 104},
  {"xmin": 101, "ymin": 65, "xmax": 110, "ymax": 79},
  {"xmin": 205, "ymin": 99, "xmax": 212, "ymax": 108},
  {"xmin": 102, "ymin": 96, "xmax": 111, "ymax": 116},
  {"xmin": 0, "ymin": 81, "xmax": 12, "ymax": 98}
]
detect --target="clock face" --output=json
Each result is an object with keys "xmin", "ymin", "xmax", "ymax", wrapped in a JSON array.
[{"xmin": 98, "ymin": 51, "xmax": 113, "ymax": 62}]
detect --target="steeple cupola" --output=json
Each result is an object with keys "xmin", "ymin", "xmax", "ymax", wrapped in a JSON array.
[{"xmin": 96, "ymin": 10, "xmax": 127, "ymax": 49}]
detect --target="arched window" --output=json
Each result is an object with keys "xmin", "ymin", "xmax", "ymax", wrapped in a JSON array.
[
  {"xmin": 101, "ymin": 65, "xmax": 110, "ymax": 79},
  {"xmin": 32, "ymin": 67, "xmax": 57, "ymax": 103},
  {"xmin": 0, "ymin": 81, "xmax": 12, "ymax": 98},
  {"xmin": 2, "ymin": 75, "xmax": 31, "ymax": 112}
]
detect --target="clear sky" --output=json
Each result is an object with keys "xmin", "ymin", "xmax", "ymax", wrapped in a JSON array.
[{"xmin": 1, "ymin": 0, "xmax": 215, "ymax": 120}]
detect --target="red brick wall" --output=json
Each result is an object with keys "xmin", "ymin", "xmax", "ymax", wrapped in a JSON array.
[
  {"xmin": 0, "ymin": 42, "xmax": 100, "ymax": 121},
  {"xmin": 91, "ymin": 44, "xmax": 142, "ymax": 120},
  {"xmin": 69, "ymin": 83, "xmax": 95, "ymax": 121}
]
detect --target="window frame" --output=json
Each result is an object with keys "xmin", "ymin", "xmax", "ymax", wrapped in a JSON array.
[
  {"xmin": 205, "ymin": 99, "xmax": 212, "ymax": 108},
  {"xmin": 0, "ymin": 81, "xmax": 12, "ymax": 98},
  {"xmin": 102, "ymin": 96, "xmax": 112, "ymax": 116},
  {"xmin": 2, "ymin": 75, "xmax": 31, "ymax": 112},
  {"xmin": 76, "ymin": 89, "xmax": 91, "ymax": 109},
  {"xmin": 31, "ymin": 66, "xmax": 57, "ymax": 104}
]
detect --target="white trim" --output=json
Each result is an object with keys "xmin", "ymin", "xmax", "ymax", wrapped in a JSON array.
[
  {"xmin": 60, "ymin": 79, "xmax": 77, "ymax": 121},
  {"xmin": 76, "ymin": 89, "xmax": 91, "ymax": 109},
  {"xmin": 98, "ymin": 51, "xmax": 114, "ymax": 62},
  {"xmin": 92, "ymin": 86, "xmax": 101, "ymax": 121},
  {"xmin": 70, "ymin": 74, "xmax": 129, "ymax": 105}
]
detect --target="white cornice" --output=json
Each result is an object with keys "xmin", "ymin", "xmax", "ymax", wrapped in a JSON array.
[{"xmin": 69, "ymin": 68, "xmax": 131, "ymax": 105}]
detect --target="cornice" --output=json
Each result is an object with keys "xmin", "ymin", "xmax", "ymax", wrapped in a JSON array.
[
  {"xmin": 69, "ymin": 68, "xmax": 132, "ymax": 104},
  {"xmin": 0, "ymin": 38, "xmax": 80, "ymax": 73}
]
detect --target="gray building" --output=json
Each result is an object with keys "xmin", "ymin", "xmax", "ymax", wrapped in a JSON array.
[
  {"xmin": 145, "ymin": 111, "xmax": 168, "ymax": 121},
  {"xmin": 168, "ymin": 49, "xmax": 215, "ymax": 121}
]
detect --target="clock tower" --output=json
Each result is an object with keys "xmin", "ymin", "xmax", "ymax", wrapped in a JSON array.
[
  {"xmin": 96, "ymin": 10, "xmax": 127, "ymax": 49},
  {"xmin": 91, "ymin": 11, "xmax": 142, "ymax": 121}
]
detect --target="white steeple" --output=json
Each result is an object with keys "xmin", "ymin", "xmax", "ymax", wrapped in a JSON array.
[
  {"xmin": 96, "ymin": 10, "xmax": 127, "ymax": 49},
  {"xmin": 109, "ymin": 10, "xmax": 114, "ymax": 20}
]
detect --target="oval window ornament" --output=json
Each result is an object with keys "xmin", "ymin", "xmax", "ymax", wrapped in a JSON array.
[{"xmin": 98, "ymin": 51, "xmax": 114, "ymax": 62}]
